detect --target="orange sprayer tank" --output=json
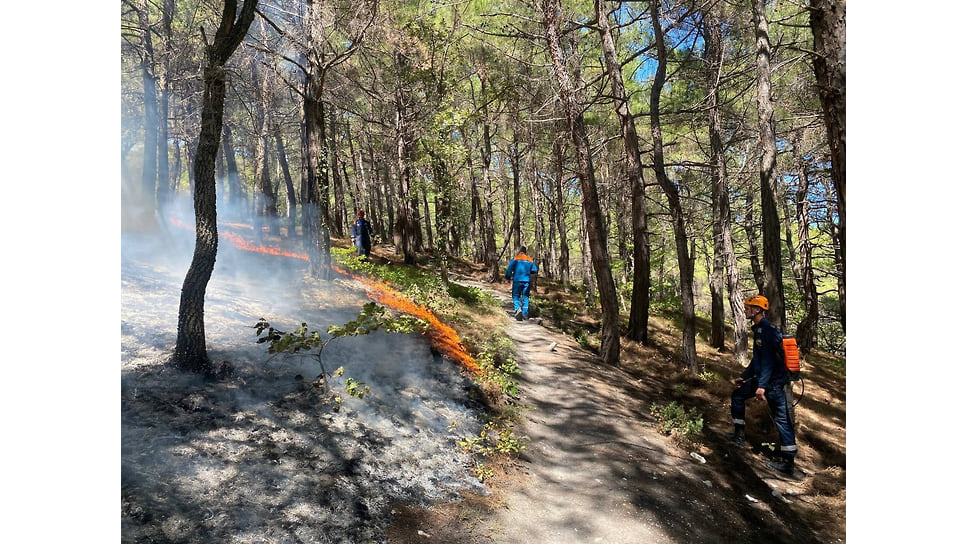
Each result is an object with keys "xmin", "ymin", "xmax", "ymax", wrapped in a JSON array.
[{"xmin": 782, "ymin": 336, "xmax": 801, "ymax": 374}]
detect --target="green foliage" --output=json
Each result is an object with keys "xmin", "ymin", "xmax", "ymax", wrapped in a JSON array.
[
  {"xmin": 447, "ymin": 282, "xmax": 496, "ymax": 308},
  {"xmin": 650, "ymin": 401, "xmax": 704, "ymax": 445},
  {"xmin": 253, "ymin": 303, "xmax": 428, "ymax": 411},
  {"xmin": 476, "ymin": 350, "xmax": 520, "ymax": 398},
  {"xmin": 698, "ymin": 371, "xmax": 719, "ymax": 384},
  {"xmin": 452, "ymin": 418, "xmax": 527, "ymax": 482}
]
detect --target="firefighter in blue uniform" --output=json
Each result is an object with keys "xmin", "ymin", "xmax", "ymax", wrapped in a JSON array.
[
  {"xmin": 726, "ymin": 294, "xmax": 798, "ymax": 476},
  {"xmin": 504, "ymin": 246, "xmax": 538, "ymax": 321}
]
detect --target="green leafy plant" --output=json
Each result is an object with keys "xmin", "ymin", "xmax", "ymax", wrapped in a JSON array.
[
  {"xmin": 650, "ymin": 401, "xmax": 704, "ymax": 445},
  {"xmin": 453, "ymin": 418, "xmax": 527, "ymax": 482}
]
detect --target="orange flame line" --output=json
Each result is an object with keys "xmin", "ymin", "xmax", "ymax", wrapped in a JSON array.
[{"xmin": 167, "ymin": 216, "xmax": 479, "ymax": 374}]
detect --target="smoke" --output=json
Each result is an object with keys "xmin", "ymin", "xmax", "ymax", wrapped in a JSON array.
[{"xmin": 121, "ymin": 209, "xmax": 486, "ymax": 543}]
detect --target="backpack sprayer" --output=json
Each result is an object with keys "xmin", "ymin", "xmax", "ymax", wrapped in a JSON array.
[{"xmin": 782, "ymin": 335, "xmax": 805, "ymax": 407}]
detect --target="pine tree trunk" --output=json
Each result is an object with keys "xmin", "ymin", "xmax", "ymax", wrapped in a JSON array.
[
  {"xmin": 810, "ymin": 0, "xmax": 846, "ymax": 331},
  {"xmin": 138, "ymin": 0, "xmax": 158, "ymax": 216},
  {"xmin": 174, "ymin": 0, "xmax": 257, "ymax": 374},
  {"xmin": 751, "ymin": 0, "xmax": 785, "ymax": 332},
  {"xmin": 274, "ymin": 129, "xmax": 298, "ymax": 238},
  {"xmin": 793, "ymin": 136, "xmax": 819, "ymax": 352},
  {"xmin": 649, "ymin": 0, "xmax": 698, "ymax": 372},
  {"xmin": 221, "ymin": 123, "xmax": 242, "ymax": 219},
  {"xmin": 541, "ymin": 0, "xmax": 621, "ymax": 365},
  {"xmin": 552, "ymin": 135, "xmax": 570, "ymax": 284},
  {"xmin": 704, "ymin": 11, "xmax": 727, "ymax": 352},
  {"xmin": 596, "ymin": 0, "xmax": 650, "ymax": 344}
]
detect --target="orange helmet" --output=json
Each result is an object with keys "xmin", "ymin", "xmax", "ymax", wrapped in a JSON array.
[{"xmin": 744, "ymin": 294, "xmax": 769, "ymax": 311}]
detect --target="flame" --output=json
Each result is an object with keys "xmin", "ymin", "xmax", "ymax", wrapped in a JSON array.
[
  {"xmin": 342, "ymin": 273, "xmax": 481, "ymax": 375},
  {"xmin": 167, "ymin": 215, "xmax": 479, "ymax": 374}
]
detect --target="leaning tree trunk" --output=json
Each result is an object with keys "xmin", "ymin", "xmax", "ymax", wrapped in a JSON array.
[
  {"xmin": 596, "ymin": 0, "xmax": 650, "ymax": 345},
  {"xmin": 649, "ymin": 0, "xmax": 698, "ymax": 372},
  {"xmin": 810, "ymin": 0, "xmax": 846, "ymax": 331},
  {"xmin": 541, "ymin": 0, "xmax": 621, "ymax": 365},
  {"xmin": 174, "ymin": 0, "xmax": 257, "ymax": 374},
  {"xmin": 751, "ymin": 0, "xmax": 785, "ymax": 332}
]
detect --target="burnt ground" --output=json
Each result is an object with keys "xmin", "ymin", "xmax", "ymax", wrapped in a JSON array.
[
  {"xmin": 387, "ymin": 281, "xmax": 847, "ymax": 544},
  {"xmin": 121, "ymin": 231, "xmax": 489, "ymax": 543},
  {"xmin": 119, "ymin": 224, "xmax": 846, "ymax": 543}
]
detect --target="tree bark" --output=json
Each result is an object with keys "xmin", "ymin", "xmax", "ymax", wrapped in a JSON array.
[
  {"xmin": 251, "ymin": 53, "xmax": 277, "ymax": 242},
  {"xmin": 552, "ymin": 134, "xmax": 570, "ymax": 284},
  {"xmin": 221, "ymin": 123, "xmax": 243, "ymax": 218},
  {"xmin": 392, "ymin": 85, "xmax": 420, "ymax": 265},
  {"xmin": 174, "ymin": 0, "xmax": 257, "ymax": 374},
  {"xmin": 649, "ymin": 1, "xmax": 698, "ymax": 372},
  {"xmin": 274, "ymin": 129, "xmax": 298, "ymax": 238},
  {"xmin": 541, "ymin": 0, "xmax": 621, "ymax": 365},
  {"xmin": 138, "ymin": 0, "xmax": 158, "ymax": 215},
  {"xmin": 809, "ymin": 0, "xmax": 846, "ymax": 331},
  {"xmin": 750, "ymin": 0, "xmax": 785, "ymax": 332},
  {"xmin": 792, "ymin": 134, "xmax": 819, "ymax": 352},
  {"xmin": 595, "ymin": 0, "xmax": 650, "ymax": 344}
]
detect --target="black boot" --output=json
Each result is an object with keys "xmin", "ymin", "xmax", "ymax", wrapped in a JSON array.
[
  {"xmin": 766, "ymin": 457, "xmax": 795, "ymax": 476},
  {"xmin": 725, "ymin": 424, "xmax": 745, "ymax": 446}
]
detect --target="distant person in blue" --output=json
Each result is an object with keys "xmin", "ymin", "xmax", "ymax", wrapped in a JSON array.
[
  {"xmin": 505, "ymin": 245, "xmax": 538, "ymax": 321},
  {"xmin": 351, "ymin": 209, "xmax": 374, "ymax": 258},
  {"xmin": 726, "ymin": 294, "xmax": 798, "ymax": 477}
]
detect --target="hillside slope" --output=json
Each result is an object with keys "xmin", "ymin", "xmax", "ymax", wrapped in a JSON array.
[{"xmin": 388, "ymin": 275, "xmax": 846, "ymax": 544}]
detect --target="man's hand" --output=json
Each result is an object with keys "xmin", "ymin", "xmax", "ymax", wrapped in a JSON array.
[
  {"xmin": 733, "ymin": 377, "xmax": 745, "ymax": 386},
  {"xmin": 755, "ymin": 387, "xmax": 766, "ymax": 401}
]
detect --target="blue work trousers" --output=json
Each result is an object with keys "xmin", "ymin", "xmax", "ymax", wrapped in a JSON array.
[
  {"xmin": 511, "ymin": 281, "xmax": 531, "ymax": 317},
  {"xmin": 730, "ymin": 380, "xmax": 797, "ymax": 460}
]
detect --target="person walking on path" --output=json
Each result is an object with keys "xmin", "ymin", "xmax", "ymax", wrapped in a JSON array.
[
  {"xmin": 505, "ymin": 245, "xmax": 538, "ymax": 321},
  {"xmin": 351, "ymin": 209, "xmax": 375, "ymax": 258},
  {"xmin": 726, "ymin": 294, "xmax": 799, "ymax": 476}
]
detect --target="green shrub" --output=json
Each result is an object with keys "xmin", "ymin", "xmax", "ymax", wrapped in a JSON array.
[{"xmin": 650, "ymin": 401, "xmax": 704, "ymax": 444}]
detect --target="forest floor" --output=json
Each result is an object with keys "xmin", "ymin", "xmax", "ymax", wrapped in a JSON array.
[
  {"xmin": 121, "ymin": 223, "xmax": 846, "ymax": 543},
  {"xmin": 386, "ymin": 264, "xmax": 847, "ymax": 544}
]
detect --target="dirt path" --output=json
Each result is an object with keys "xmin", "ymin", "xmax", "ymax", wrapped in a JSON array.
[{"xmin": 391, "ymin": 281, "xmax": 823, "ymax": 544}]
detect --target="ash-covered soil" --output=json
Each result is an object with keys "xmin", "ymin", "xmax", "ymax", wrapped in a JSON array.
[{"xmin": 121, "ymin": 230, "xmax": 487, "ymax": 543}]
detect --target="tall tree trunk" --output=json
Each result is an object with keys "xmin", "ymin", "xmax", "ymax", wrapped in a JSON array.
[
  {"xmin": 174, "ymin": 0, "xmax": 257, "ymax": 373},
  {"xmin": 809, "ymin": 0, "xmax": 846, "ymax": 331},
  {"xmin": 792, "ymin": 134, "xmax": 819, "ymax": 352},
  {"xmin": 823, "ymin": 178, "xmax": 845, "ymax": 331},
  {"xmin": 221, "ymin": 123, "xmax": 243, "ymax": 218},
  {"xmin": 541, "ymin": 0, "xmax": 620, "ymax": 365},
  {"xmin": 649, "ymin": 1, "xmax": 698, "ymax": 372},
  {"xmin": 156, "ymin": 0, "xmax": 174, "ymax": 213},
  {"xmin": 751, "ymin": 0, "xmax": 785, "ymax": 332},
  {"xmin": 743, "ymin": 183, "xmax": 765, "ymax": 293},
  {"xmin": 705, "ymin": 22, "xmax": 726, "ymax": 352},
  {"xmin": 138, "ymin": 0, "xmax": 158, "ymax": 216},
  {"xmin": 274, "ymin": 129, "xmax": 298, "ymax": 238},
  {"xmin": 477, "ymin": 82, "xmax": 501, "ymax": 280},
  {"xmin": 704, "ymin": 10, "xmax": 730, "ymax": 352},
  {"xmin": 392, "ymin": 88, "xmax": 419, "ymax": 265},
  {"xmin": 328, "ymin": 108, "xmax": 346, "ymax": 237},
  {"xmin": 510, "ymin": 132, "xmax": 522, "ymax": 252},
  {"xmin": 552, "ymin": 134, "xmax": 570, "ymax": 284},
  {"xmin": 596, "ymin": 0, "xmax": 650, "ymax": 344},
  {"xmin": 251, "ymin": 54, "xmax": 277, "ymax": 243}
]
